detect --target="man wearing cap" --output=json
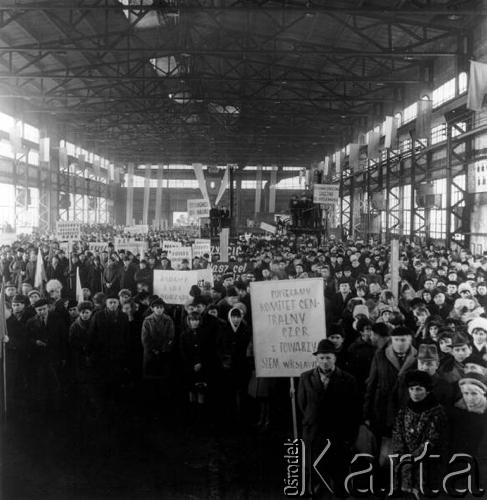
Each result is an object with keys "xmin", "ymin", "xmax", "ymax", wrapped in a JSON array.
[
  {"xmin": 298, "ymin": 339, "xmax": 359, "ymax": 497},
  {"xmin": 87, "ymin": 292, "xmax": 132, "ymax": 417},
  {"xmin": 364, "ymin": 326, "xmax": 417, "ymax": 443},
  {"xmin": 120, "ymin": 256, "xmax": 137, "ymax": 293},
  {"xmin": 26, "ymin": 298, "xmax": 67, "ymax": 420},
  {"xmin": 141, "ymin": 298, "xmax": 175, "ymax": 407},
  {"xmin": 398, "ymin": 344, "xmax": 454, "ymax": 407},
  {"xmin": 4, "ymin": 281, "xmax": 18, "ymax": 304},
  {"xmin": 5, "ymin": 297, "xmax": 29, "ymax": 417},
  {"xmin": 438, "ymin": 333, "xmax": 472, "ymax": 384},
  {"xmin": 332, "ymin": 279, "xmax": 355, "ymax": 320}
]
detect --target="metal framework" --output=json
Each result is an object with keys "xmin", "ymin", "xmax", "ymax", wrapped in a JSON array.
[{"xmin": 0, "ymin": 0, "xmax": 478, "ymax": 166}]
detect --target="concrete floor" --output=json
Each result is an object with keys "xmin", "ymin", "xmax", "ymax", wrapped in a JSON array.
[{"xmin": 1, "ymin": 404, "xmax": 288, "ymax": 500}]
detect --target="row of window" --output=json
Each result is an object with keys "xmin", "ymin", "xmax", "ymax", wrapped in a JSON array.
[
  {"xmin": 331, "ymin": 72, "xmax": 468, "ymax": 163},
  {"xmin": 341, "ymin": 176, "xmax": 465, "ymax": 240},
  {"xmin": 124, "ymin": 175, "xmax": 305, "ymax": 190}
]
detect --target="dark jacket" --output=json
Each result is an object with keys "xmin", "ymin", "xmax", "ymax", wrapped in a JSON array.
[
  {"xmin": 363, "ymin": 344, "xmax": 417, "ymax": 436},
  {"xmin": 297, "ymin": 366, "xmax": 360, "ymax": 443},
  {"xmin": 141, "ymin": 312, "xmax": 175, "ymax": 379},
  {"xmin": 69, "ymin": 317, "xmax": 93, "ymax": 383},
  {"xmin": 87, "ymin": 309, "xmax": 131, "ymax": 382}
]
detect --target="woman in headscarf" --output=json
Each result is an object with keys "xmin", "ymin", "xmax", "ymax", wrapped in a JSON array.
[
  {"xmin": 392, "ymin": 370, "xmax": 448, "ymax": 496},
  {"xmin": 448, "ymin": 372, "xmax": 487, "ymax": 494}
]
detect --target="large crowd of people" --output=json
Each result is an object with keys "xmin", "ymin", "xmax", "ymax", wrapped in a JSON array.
[{"xmin": 1, "ymin": 224, "xmax": 487, "ymax": 497}]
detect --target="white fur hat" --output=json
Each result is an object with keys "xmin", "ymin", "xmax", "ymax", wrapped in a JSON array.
[{"xmin": 468, "ymin": 317, "xmax": 487, "ymax": 336}]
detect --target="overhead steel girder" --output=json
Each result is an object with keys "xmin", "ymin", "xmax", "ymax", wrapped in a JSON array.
[
  {"xmin": 0, "ymin": 73, "xmax": 424, "ymax": 84},
  {"xmin": 0, "ymin": 3, "xmax": 481, "ymax": 17},
  {"xmin": 0, "ymin": 46, "xmax": 462, "ymax": 57}
]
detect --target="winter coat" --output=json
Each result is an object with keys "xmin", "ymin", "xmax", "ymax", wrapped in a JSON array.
[
  {"xmin": 363, "ymin": 344, "xmax": 417, "ymax": 437},
  {"xmin": 141, "ymin": 312, "xmax": 175, "ymax": 379},
  {"xmin": 392, "ymin": 396, "xmax": 448, "ymax": 492},
  {"xmin": 298, "ymin": 366, "xmax": 360, "ymax": 444},
  {"xmin": 69, "ymin": 317, "xmax": 93, "ymax": 383},
  {"xmin": 87, "ymin": 309, "xmax": 131, "ymax": 384}
]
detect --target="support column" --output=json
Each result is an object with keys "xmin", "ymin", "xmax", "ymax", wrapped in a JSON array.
[
  {"xmin": 143, "ymin": 165, "xmax": 151, "ymax": 225},
  {"xmin": 154, "ymin": 165, "xmax": 163, "ymax": 229},
  {"xmin": 126, "ymin": 163, "xmax": 134, "ymax": 226}
]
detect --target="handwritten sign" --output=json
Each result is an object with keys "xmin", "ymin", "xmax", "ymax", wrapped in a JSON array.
[
  {"xmin": 192, "ymin": 238, "xmax": 211, "ymax": 257},
  {"xmin": 211, "ymin": 261, "xmax": 254, "ymax": 280},
  {"xmin": 114, "ymin": 237, "xmax": 148, "ymax": 255},
  {"xmin": 167, "ymin": 246, "xmax": 193, "ymax": 269},
  {"xmin": 162, "ymin": 240, "xmax": 182, "ymax": 251},
  {"xmin": 57, "ymin": 221, "xmax": 81, "ymax": 240},
  {"xmin": 153, "ymin": 269, "xmax": 213, "ymax": 304},
  {"xmin": 313, "ymin": 184, "xmax": 339, "ymax": 206},
  {"xmin": 87, "ymin": 242, "xmax": 108, "ymax": 253},
  {"xmin": 187, "ymin": 199, "xmax": 210, "ymax": 218},
  {"xmin": 250, "ymin": 278, "xmax": 326, "ymax": 377}
]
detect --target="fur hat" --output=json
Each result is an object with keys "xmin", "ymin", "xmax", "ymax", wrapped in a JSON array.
[
  {"xmin": 468, "ymin": 317, "xmax": 487, "ymax": 336},
  {"xmin": 405, "ymin": 370, "xmax": 433, "ymax": 391},
  {"xmin": 417, "ymin": 344, "xmax": 439, "ymax": 362}
]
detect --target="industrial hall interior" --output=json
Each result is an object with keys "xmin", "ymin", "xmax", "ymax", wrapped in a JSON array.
[{"xmin": 2, "ymin": 1, "xmax": 487, "ymax": 499}]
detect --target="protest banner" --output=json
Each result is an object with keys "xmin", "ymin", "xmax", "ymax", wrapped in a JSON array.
[
  {"xmin": 313, "ymin": 184, "xmax": 340, "ymax": 206},
  {"xmin": 211, "ymin": 261, "xmax": 254, "ymax": 280},
  {"xmin": 57, "ymin": 221, "xmax": 81, "ymax": 240},
  {"xmin": 87, "ymin": 242, "xmax": 108, "ymax": 253},
  {"xmin": 162, "ymin": 240, "xmax": 182, "ymax": 251},
  {"xmin": 153, "ymin": 269, "xmax": 213, "ymax": 304},
  {"xmin": 167, "ymin": 246, "xmax": 193, "ymax": 269},
  {"xmin": 250, "ymin": 278, "xmax": 326, "ymax": 378},
  {"xmin": 0, "ymin": 233, "xmax": 17, "ymax": 246},
  {"xmin": 114, "ymin": 237, "xmax": 148, "ymax": 255},
  {"xmin": 192, "ymin": 238, "xmax": 211, "ymax": 257},
  {"xmin": 123, "ymin": 224, "xmax": 149, "ymax": 234},
  {"xmin": 187, "ymin": 199, "xmax": 210, "ymax": 218},
  {"xmin": 259, "ymin": 222, "xmax": 277, "ymax": 234}
]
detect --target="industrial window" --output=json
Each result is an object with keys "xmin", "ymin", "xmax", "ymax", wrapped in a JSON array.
[
  {"xmin": 0, "ymin": 140, "xmax": 14, "ymax": 159},
  {"xmin": 458, "ymin": 72, "xmax": 468, "ymax": 94},
  {"xmin": 432, "ymin": 78, "xmax": 456, "ymax": 108},
  {"xmin": 0, "ymin": 112, "xmax": 14, "ymax": 133},
  {"xmin": 431, "ymin": 124, "xmax": 447, "ymax": 145},
  {"xmin": 399, "ymin": 138, "xmax": 412, "ymax": 153},
  {"xmin": 452, "ymin": 122, "xmax": 466, "ymax": 137},
  {"xmin": 403, "ymin": 103, "xmax": 417, "ymax": 124},
  {"xmin": 276, "ymin": 176, "xmax": 304, "ymax": 190},
  {"xmin": 27, "ymin": 150, "xmax": 39, "ymax": 166}
]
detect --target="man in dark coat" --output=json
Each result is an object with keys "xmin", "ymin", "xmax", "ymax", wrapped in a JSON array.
[
  {"xmin": 26, "ymin": 299, "xmax": 67, "ymax": 420},
  {"xmin": 363, "ymin": 326, "xmax": 417, "ymax": 442},
  {"xmin": 5, "ymin": 296, "xmax": 29, "ymax": 417},
  {"xmin": 87, "ymin": 292, "xmax": 132, "ymax": 416},
  {"xmin": 298, "ymin": 339, "xmax": 360, "ymax": 497},
  {"xmin": 119, "ymin": 256, "xmax": 137, "ymax": 293}
]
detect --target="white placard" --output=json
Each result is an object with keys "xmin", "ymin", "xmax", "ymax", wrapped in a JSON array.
[
  {"xmin": 114, "ymin": 237, "xmax": 148, "ymax": 255},
  {"xmin": 57, "ymin": 221, "xmax": 81, "ymax": 240},
  {"xmin": 168, "ymin": 246, "xmax": 193, "ymax": 269},
  {"xmin": 187, "ymin": 199, "xmax": 210, "ymax": 218},
  {"xmin": 162, "ymin": 240, "xmax": 182, "ymax": 251},
  {"xmin": 313, "ymin": 184, "xmax": 340, "ymax": 205},
  {"xmin": 0, "ymin": 233, "xmax": 17, "ymax": 245},
  {"xmin": 250, "ymin": 278, "xmax": 326, "ymax": 378},
  {"xmin": 123, "ymin": 224, "xmax": 149, "ymax": 234},
  {"xmin": 153, "ymin": 269, "xmax": 213, "ymax": 304},
  {"xmin": 259, "ymin": 222, "xmax": 277, "ymax": 234},
  {"xmin": 192, "ymin": 238, "xmax": 211, "ymax": 257},
  {"xmin": 87, "ymin": 242, "xmax": 108, "ymax": 253}
]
